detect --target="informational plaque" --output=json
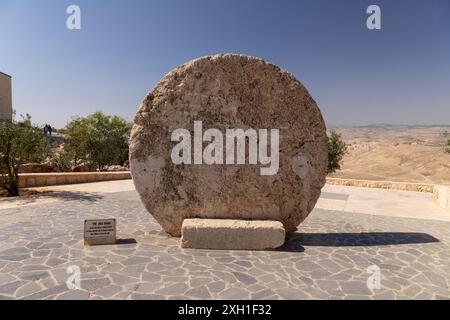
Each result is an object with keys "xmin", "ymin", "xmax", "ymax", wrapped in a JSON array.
[{"xmin": 84, "ymin": 219, "xmax": 116, "ymax": 245}]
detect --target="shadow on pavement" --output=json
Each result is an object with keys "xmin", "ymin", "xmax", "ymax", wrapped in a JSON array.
[
  {"xmin": 44, "ymin": 191, "xmax": 104, "ymax": 202},
  {"xmin": 279, "ymin": 232, "xmax": 439, "ymax": 252},
  {"xmin": 116, "ymin": 238, "xmax": 138, "ymax": 245},
  {"xmin": 0, "ymin": 191, "xmax": 104, "ymax": 205}
]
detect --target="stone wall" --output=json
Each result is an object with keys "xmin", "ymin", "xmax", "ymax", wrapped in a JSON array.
[
  {"xmin": 326, "ymin": 177, "xmax": 435, "ymax": 193},
  {"xmin": 0, "ymin": 72, "xmax": 12, "ymax": 122}
]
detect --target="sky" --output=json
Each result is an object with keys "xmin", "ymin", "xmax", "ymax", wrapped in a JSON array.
[{"xmin": 0, "ymin": 0, "xmax": 449, "ymax": 128}]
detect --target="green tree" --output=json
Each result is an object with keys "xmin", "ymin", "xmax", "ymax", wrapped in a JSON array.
[
  {"xmin": 64, "ymin": 112, "xmax": 132, "ymax": 171},
  {"xmin": 327, "ymin": 130, "xmax": 348, "ymax": 174},
  {"xmin": 0, "ymin": 114, "xmax": 49, "ymax": 196},
  {"xmin": 445, "ymin": 141, "xmax": 450, "ymax": 154},
  {"xmin": 443, "ymin": 131, "xmax": 450, "ymax": 154}
]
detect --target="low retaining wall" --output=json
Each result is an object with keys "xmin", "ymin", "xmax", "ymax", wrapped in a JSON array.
[
  {"xmin": 18, "ymin": 172, "xmax": 131, "ymax": 188},
  {"xmin": 326, "ymin": 178, "xmax": 435, "ymax": 193},
  {"xmin": 326, "ymin": 178, "xmax": 449, "ymax": 211}
]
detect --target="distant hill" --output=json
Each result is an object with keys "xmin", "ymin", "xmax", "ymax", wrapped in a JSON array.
[{"xmin": 328, "ymin": 125, "xmax": 450, "ymax": 185}]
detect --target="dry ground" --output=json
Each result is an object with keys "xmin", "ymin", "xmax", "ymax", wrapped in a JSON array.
[{"xmin": 329, "ymin": 125, "xmax": 450, "ymax": 185}]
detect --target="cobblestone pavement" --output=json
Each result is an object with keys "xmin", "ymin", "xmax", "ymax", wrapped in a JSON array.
[{"xmin": 0, "ymin": 190, "xmax": 449, "ymax": 300}]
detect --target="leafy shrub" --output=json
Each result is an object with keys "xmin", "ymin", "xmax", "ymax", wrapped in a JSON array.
[
  {"xmin": 443, "ymin": 131, "xmax": 450, "ymax": 154},
  {"xmin": 327, "ymin": 130, "xmax": 348, "ymax": 174},
  {"xmin": 52, "ymin": 151, "xmax": 72, "ymax": 172},
  {"xmin": 64, "ymin": 111, "xmax": 132, "ymax": 171},
  {"xmin": 0, "ymin": 114, "xmax": 49, "ymax": 196}
]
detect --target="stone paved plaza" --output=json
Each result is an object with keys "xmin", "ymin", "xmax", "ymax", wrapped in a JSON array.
[{"xmin": 0, "ymin": 185, "xmax": 449, "ymax": 300}]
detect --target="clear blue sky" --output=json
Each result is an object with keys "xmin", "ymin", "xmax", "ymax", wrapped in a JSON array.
[{"xmin": 1, "ymin": 0, "xmax": 449, "ymax": 128}]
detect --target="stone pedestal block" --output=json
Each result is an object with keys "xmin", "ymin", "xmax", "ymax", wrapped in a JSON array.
[{"xmin": 181, "ymin": 218, "xmax": 285, "ymax": 250}]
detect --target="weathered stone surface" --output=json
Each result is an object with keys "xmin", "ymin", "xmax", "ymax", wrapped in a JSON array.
[
  {"xmin": 181, "ymin": 219, "xmax": 285, "ymax": 250},
  {"xmin": 130, "ymin": 54, "xmax": 328, "ymax": 236}
]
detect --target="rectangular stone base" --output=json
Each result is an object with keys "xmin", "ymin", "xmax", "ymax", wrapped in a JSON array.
[{"xmin": 181, "ymin": 218, "xmax": 285, "ymax": 250}]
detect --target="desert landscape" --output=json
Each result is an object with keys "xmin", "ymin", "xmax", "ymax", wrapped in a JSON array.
[{"xmin": 329, "ymin": 125, "xmax": 450, "ymax": 185}]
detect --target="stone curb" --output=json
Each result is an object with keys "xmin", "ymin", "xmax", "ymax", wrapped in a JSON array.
[
  {"xmin": 326, "ymin": 177, "xmax": 435, "ymax": 193},
  {"xmin": 17, "ymin": 172, "xmax": 131, "ymax": 188}
]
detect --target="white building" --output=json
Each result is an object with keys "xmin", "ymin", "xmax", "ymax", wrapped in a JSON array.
[{"xmin": 0, "ymin": 71, "xmax": 12, "ymax": 122}]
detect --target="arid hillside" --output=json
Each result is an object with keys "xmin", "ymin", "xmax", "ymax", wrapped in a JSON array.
[{"xmin": 328, "ymin": 125, "xmax": 450, "ymax": 185}]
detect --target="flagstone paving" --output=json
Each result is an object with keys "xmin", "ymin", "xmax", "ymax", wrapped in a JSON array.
[{"xmin": 0, "ymin": 188, "xmax": 449, "ymax": 300}]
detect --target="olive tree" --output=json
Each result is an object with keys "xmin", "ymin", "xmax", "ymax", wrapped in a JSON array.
[
  {"xmin": 0, "ymin": 114, "xmax": 48, "ymax": 196},
  {"xmin": 64, "ymin": 112, "xmax": 132, "ymax": 171},
  {"xmin": 443, "ymin": 131, "xmax": 450, "ymax": 154},
  {"xmin": 327, "ymin": 130, "xmax": 348, "ymax": 174}
]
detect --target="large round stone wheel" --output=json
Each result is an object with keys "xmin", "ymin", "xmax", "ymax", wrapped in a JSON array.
[{"xmin": 130, "ymin": 54, "xmax": 328, "ymax": 237}]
